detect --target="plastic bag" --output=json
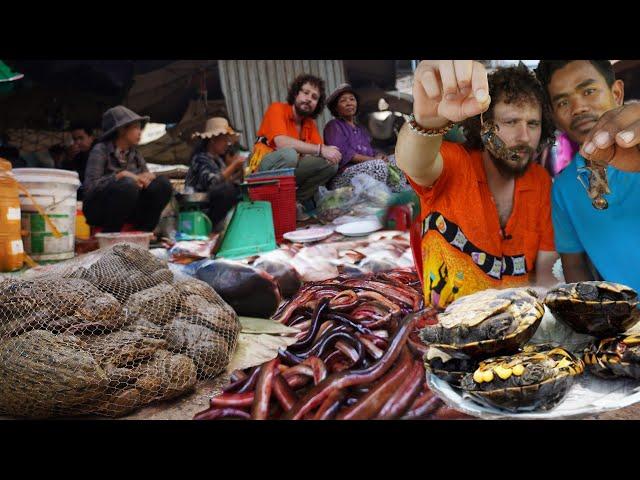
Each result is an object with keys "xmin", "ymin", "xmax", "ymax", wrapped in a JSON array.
[
  {"xmin": 351, "ymin": 173, "xmax": 392, "ymax": 207},
  {"xmin": 316, "ymin": 173, "xmax": 392, "ymax": 223},
  {"xmin": 316, "ymin": 185, "xmax": 357, "ymax": 223},
  {"xmin": 168, "ymin": 240, "xmax": 215, "ymax": 264}
]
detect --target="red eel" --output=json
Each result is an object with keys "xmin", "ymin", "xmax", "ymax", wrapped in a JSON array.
[
  {"xmin": 283, "ymin": 312, "xmax": 417, "ymax": 420},
  {"xmin": 376, "ymin": 360, "xmax": 425, "ymax": 419},
  {"xmin": 335, "ymin": 347, "xmax": 413, "ymax": 420},
  {"xmin": 251, "ymin": 359, "xmax": 279, "ymax": 420},
  {"xmin": 210, "ymin": 391, "xmax": 255, "ymax": 409}
]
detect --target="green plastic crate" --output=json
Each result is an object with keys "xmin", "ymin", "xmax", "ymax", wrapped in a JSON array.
[{"xmin": 215, "ymin": 200, "xmax": 278, "ymax": 260}]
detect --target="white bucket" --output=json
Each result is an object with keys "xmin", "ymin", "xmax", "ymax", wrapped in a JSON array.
[{"xmin": 13, "ymin": 168, "xmax": 80, "ymax": 263}]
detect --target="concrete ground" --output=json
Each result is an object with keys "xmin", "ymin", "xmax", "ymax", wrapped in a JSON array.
[
  {"xmin": 123, "ymin": 386, "xmax": 640, "ymax": 420},
  {"xmin": 3, "ymin": 378, "xmax": 639, "ymax": 420},
  {"xmin": 119, "ymin": 376, "xmax": 227, "ymax": 420}
]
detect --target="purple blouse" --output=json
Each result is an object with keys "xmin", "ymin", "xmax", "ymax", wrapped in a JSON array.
[{"xmin": 323, "ymin": 119, "xmax": 376, "ymax": 169}]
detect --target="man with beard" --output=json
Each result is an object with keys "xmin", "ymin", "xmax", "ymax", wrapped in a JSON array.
[
  {"xmin": 256, "ymin": 74, "xmax": 341, "ymax": 219},
  {"xmin": 535, "ymin": 60, "xmax": 640, "ymax": 292},
  {"xmin": 395, "ymin": 61, "xmax": 558, "ymax": 308}
]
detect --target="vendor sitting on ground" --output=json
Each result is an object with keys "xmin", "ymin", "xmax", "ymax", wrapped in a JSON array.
[
  {"xmin": 68, "ymin": 124, "xmax": 97, "ymax": 200},
  {"xmin": 255, "ymin": 73, "xmax": 341, "ymax": 220},
  {"xmin": 324, "ymin": 83, "xmax": 409, "ymax": 192},
  {"xmin": 83, "ymin": 105, "xmax": 172, "ymax": 233},
  {"xmin": 185, "ymin": 117, "xmax": 245, "ymax": 227}
]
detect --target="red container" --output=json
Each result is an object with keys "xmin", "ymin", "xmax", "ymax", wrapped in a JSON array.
[
  {"xmin": 91, "ymin": 223, "xmax": 138, "ymax": 236},
  {"xmin": 247, "ymin": 172, "xmax": 297, "ymax": 243},
  {"xmin": 385, "ymin": 205, "xmax": 411, "ymax": 231}
]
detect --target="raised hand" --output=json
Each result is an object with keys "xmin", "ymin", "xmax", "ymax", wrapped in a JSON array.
[
  {"xmin": 580, "ymin": 103, "xmax": 640, "ymax": 163},
  {"xmin": 413, "ymin": 60, "xmax": 492, "ymax": 127}
]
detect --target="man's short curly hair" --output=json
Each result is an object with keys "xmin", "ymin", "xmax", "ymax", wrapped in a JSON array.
[
  {"xmin": 286, "ymin": 74, "xmax": 326, "ymax": 119},
  {"xmin": 462, "ymin": 64, "xmax": 556, "ymax": 151}
]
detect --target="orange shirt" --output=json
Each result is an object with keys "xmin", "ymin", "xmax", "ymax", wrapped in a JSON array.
[
  {"xmin": 257, "ymin": 102, "xmax": 323, "ymax": 149},
  {"xmin": 408, "ymin": 142, "xmax": 554, "ymax": 309}
]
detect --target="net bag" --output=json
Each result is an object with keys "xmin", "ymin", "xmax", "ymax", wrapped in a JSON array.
[{"xmin": 0, "ymin": 243, "xmax": 241, "ymax": 418}]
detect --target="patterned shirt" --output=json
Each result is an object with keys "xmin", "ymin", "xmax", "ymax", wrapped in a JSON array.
[
  {"xmin": 185, "ymin": 152, "xmax": 227, "ymax": 192},
  {"xmin": 408, "ymin": 142, "xmax": 555, "ymax": 309}
]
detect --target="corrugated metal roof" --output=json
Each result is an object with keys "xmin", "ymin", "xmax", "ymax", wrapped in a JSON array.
[{"xmin": 218, "ymin": 60, "xmax": 346, "ymax": 147}]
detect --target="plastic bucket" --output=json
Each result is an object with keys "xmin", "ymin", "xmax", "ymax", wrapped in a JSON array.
[{"xmin": 13, "ymin": 168, "xmax": 80, "ymax": 263}]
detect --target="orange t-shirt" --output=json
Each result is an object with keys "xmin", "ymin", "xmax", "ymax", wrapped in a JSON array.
[
  {"xmin": 408, "ymin": 142, "xmax": 555, "ymax": 309},
  {"xmin": 257, "ymin": 102, "xmax": 323, "ymax": 149}
]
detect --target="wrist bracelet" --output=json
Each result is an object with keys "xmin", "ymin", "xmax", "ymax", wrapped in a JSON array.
[{"xmin": 408, "ymin": 114, "xmax": 455, "ymax": 137}]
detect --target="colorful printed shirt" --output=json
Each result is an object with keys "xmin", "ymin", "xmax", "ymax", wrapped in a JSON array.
[{"xmin": 407, "ymin": 142, "xmax": 555, "ymax": 309}]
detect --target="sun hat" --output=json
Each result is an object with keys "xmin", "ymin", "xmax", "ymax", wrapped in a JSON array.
[
  {"xmin": 100, "ymin": 105, "xmax": 150, "ymax": 141},
  {"xmin": 192, "ymin": 117, "xmax": 240, "ymax": 139}
]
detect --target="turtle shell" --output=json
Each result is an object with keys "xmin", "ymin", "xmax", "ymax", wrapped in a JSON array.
[
  {"xmin": 545, "ymin": 282, "xmax": 640, "ymax": 337},
  {"xmin": 424, "ymin": 354, "xmax": 478, "ymax": 387},
  {"xmin": 419, "ymin": 288, "xmax": 544, "ymax": 359},
  {"xmin": 459, "ymin": 346, "xmax": 584, "ymax": 412},
  {"xmin": 583, "ymin": 335, "xmax": 640, "ymax": 379}
]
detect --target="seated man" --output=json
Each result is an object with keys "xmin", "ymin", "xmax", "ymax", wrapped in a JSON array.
[
  {"xmin": 68, "ymin": 124, "xmax": 97, "ymax": 199},
  {"xmin": 535, "ymin": 60, "xmax": 640, "ymax": 292},
  {"xmin": 255, "ymin": 73, "xmax": 341, "ymax": 219},
  {"xmin": 83, "ymin": 105, "xmax": 172, "ymax": 233},
  {"xmin": 396, "ymin": 61, "xmax": 559, "ymax": 308}
]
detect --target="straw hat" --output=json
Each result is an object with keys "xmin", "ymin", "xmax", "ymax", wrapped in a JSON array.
[{"xmin": 192, "ymin": 117, "xmax": 240, "ymax": 139}]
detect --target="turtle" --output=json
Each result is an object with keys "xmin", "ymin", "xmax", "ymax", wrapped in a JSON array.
[
  {"xmin": 583, "ymin": 335, "xmax": 640, "ymax": 379},
  {"xmin": 544, "ymin": 282, "xmax": 640, "ymax": 337},
  {"xmin": 424, "ymin": 347, "xmax": 479, "ymax": 387},
  {"xmin": 419, "ymin": 288, "xmax": 544, "ymax": 359},
  {"xmin": 459, "ymin": 345, "xmax": 584, "ymax": 412}
]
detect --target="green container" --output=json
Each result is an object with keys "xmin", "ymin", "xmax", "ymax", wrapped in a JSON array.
[
  {"xmin": 178, "ymin": 210, "xmax": 212, "ymax": 239},
  {"xmin": 216, "ymin": 200, "xmax": 277, "ymax": 260}
]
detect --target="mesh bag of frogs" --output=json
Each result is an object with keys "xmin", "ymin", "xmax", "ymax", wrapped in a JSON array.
[{"xmin": 0, "ymin": 243, "xmax": 241, "ymax": 418}]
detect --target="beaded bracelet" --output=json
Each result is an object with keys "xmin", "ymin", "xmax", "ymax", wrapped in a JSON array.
[{"xmin": 408, "ymin": 113, "xmax": 455, "ymax": 137}]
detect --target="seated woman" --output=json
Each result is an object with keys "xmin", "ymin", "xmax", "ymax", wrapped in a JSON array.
[
  {"xmin": 323, "ymin": 84, "xmax": 409, "ymax": 192},
  {"xmin": 185, "ymin": 117, "xmax": 246, "ymax": 228},
  {"xmin": 83, "ymin": 105, "xmax": 172, "ymax": 233}
]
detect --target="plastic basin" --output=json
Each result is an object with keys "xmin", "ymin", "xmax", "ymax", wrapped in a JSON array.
[{"xmin": 95, "ymin": 232, "xmax": 154, "ymax": 250}]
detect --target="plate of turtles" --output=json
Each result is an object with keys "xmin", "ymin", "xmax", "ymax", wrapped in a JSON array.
[{"xmin": 422, "ymin": 284, "xmax": 640, "ymax": 419}]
